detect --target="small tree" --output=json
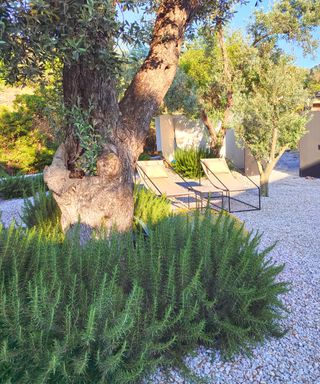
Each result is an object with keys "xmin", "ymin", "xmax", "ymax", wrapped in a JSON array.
[{"xmin": 234, "ymin": 56, "xmax": 310, "ymax": 196}]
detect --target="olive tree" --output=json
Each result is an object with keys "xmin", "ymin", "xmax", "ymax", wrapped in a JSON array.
[
  {"xmin": 0, "ymin": 0, "xmax": 246, "ymax": 237},
  {"xmin": 234, "ymin": 56, "xmax": 310, "ymax": 197}
]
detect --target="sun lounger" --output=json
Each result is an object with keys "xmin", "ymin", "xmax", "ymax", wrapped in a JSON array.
[
  {"xmin": 136, "ymin": 160, "xmax": 197, "ymax": 208},
  {"xmin": 200, "ymin": 158, "xmax": 261, "ymax": 212}
]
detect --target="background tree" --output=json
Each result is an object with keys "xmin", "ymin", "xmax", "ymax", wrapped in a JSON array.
[
  {"xmin": 165, "ymin": 0, "xmax": 320, "ymax": 154},
  {"xmin": 0, "ymin": 0, "xmax": 246, "ymax": 237},
  {"xmin": 250, "ymin": 0, "xmax": 320, "ymax": 53},
  {"xmin": 233, "ymin": 55, "xmax": 310, "ymax": 196},
  {"xmin": 306, "ymin": 64, "xmax": 320, "ymax": 95},
  {"xmin": 165, "ymin": 32, "xmax": 256, "ymax": 154}
]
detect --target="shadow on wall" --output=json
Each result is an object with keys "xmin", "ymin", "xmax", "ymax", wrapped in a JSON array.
[{"xmin": 174, "ymin": 115, "xmax": 209, "ymax": 149}]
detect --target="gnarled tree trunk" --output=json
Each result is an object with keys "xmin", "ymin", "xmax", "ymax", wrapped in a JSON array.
[{"xmin": 44, "ymin": 1, "xmax": 200, "ymax": 238}]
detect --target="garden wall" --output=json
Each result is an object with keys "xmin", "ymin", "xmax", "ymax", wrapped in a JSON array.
[{"xmin": 155, "ymin": 115, "xmax": 247, "ymax": 170}]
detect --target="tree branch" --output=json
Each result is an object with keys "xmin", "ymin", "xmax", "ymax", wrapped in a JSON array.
[
  {"xmin": 264, "ymin": 146, "xmax": 288, "ymax": 176},
  {"xmin": 252, "ymin": 33, "xmax": 273, "ymax": 47}
]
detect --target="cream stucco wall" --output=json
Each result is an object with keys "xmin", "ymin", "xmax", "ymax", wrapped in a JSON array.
[{"xmin": 155, "ymin": 115, "xmax": 245, "ymax": 169}]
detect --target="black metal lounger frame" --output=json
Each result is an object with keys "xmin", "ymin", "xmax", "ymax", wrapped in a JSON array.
[{"xmin": 200, "ymin": 159, "xmax": 261, "ymax": 213}]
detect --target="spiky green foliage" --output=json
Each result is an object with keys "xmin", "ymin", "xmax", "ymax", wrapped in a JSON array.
[
  {"xmin": 21, "ymin": 187, "xmax": 61, "ymax": 232},
  {"xmin": 0, "ymin": 173, "xmax": 46, "ymax": 199},
  {"xmin": 173, "ymin": 147, "xmax": 214, "ymax": 179},
  {"xmin": 0, "ymin": 212, "xmax": 288, "ymax": 383},
  {"xmin": 134, "ymin": 184, "xmax": 172, "ymax": 226}
]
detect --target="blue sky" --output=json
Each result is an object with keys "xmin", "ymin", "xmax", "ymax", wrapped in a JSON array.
[
  {"xmin": 230, "ymin": 0, "xmax": 320, "ymax": 68},
  {"xmin": 124, "ymin": 1, "xmax": 319, "ymax": 69}
]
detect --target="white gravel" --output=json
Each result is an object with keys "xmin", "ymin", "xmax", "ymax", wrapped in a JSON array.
[
  {"xmin": 1, "ymin": 154, "xmax": 320, "ymax": 383},
  {"xmin": 0, "ymin": 197, "xmax": 26, "ymax": 227}
]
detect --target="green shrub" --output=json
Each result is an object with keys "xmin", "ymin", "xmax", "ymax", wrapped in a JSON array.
[
  {"xmin": 13, "ymin": 93, "xmax": 47, "ymax": 115},
  {"xmin": 0, "ymin": 173, "xmax": 46, "ymax": 199},
  {"xmin": 0, "ymin": 212, "xmax": 288, "ymax": 383},
  {"xmin": 134, "ymin": 184, "xmax": 172, "ymax": 226},
  {"xmin": 0, "ymin": 93, "xmax": 56, "ymax": 174},
  {"xmin": 0, "ymin": 132, "xmax": 56, "ymax": 174},
  {"xmin": 173, "ymin": 147, "xmax": 214, "ymax": 179},
  {"xmin": 21, "ymin": 187, "xmax": 61, "ymax": 231}
]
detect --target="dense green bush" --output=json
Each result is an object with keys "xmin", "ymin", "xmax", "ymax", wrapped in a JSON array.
[
  {"xmin": 173, "ymin": 147, "xmax": 214, "ymax": 179},
  {"xmin": 134, "ymin": 184, "xmax": 172, "ymax": 226},
  {"xmin": 0, "ymin": 93, "xmax": 56, "ymax": 174},
  {"xmin": 21, "ymin": 187, "xmax": 60, "ymax": 231},
  {"xmin": 0, "ymin": 212, "xmax": 287, "ymax": 383},
  {"xmin": 0, "ymin": 173, "xmax": 46, "ymax": 199}
]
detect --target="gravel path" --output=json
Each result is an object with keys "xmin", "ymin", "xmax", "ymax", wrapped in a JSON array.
[
  {"xmin": 1, "ymin": 153, "xmax": 320, "ymax": 383},
  {"xmin": 0, "ymin": 197, "xmax": 26, "ymax": 227}
]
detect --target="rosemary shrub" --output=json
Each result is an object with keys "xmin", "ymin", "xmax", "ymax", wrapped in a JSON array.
[{"xmin": 0, "ymin": 212, "xmax": 288, "ymax": 383}]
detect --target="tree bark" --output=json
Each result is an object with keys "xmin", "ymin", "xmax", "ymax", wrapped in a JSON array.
[
  {"xmin": 45, "ymin": 62, "xmax": 134, "ymax": 240},
  {"xmin": 200, "ymin": 109, "xmax": 221, "ymax": 154},
  {"xmin": 257, "ymin": 146, "xmax": 287, "ymax": 197},
  {"xmin": 44, "ymin": 1, "xmax": 201, "ymax": 237},
  {"xmin": 119, "ymin": 1, "xmax": 199, "ymax": 159},
  {"xmin": 259, "ymin": 171, "xmax": 271, "ymax": 197}
]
